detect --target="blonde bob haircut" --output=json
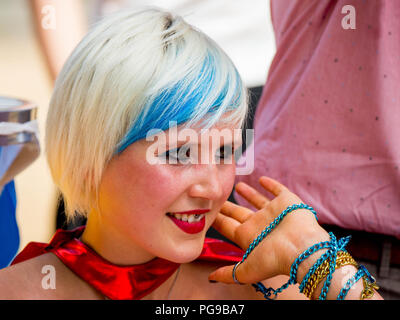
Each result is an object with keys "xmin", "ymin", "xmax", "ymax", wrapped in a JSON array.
[{"xmin": 46, "ymin": 7, "xmax": 249, "ymax": 221}]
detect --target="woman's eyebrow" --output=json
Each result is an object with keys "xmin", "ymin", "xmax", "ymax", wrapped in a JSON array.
[
  {"xmin": 165, "ymin": 141, "xmax": 243, "ymax": 151},
  {"xmin": 165, "ymin": 130, "xmax": 243, "ymax": 148}
]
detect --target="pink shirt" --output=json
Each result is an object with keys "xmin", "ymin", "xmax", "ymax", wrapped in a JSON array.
[{"xmin": 235, "ymin": 0, "xmax": 400, "ymax": 238}]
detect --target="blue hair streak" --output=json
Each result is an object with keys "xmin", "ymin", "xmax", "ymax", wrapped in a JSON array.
[{"xmin": 115, "ymin": 49, "xmax": 244, "ymax": 154}]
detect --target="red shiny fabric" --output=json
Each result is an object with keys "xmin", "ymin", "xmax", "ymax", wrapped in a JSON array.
[{"xmin": 11, "ymin": 226, "xmax": 243, "ymax": 300}]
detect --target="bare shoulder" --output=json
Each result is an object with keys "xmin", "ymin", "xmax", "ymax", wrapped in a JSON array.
[
  {"xmin": 177, "ymin": 261, "xmax": 307, "ymax": 300},
  {"xmin": 0, "ymin": 253, "xmax": 59, "ymax": 299},
  {"xmin": 0, "ymin": 253, "xmax": 103, "ymax": 300}
]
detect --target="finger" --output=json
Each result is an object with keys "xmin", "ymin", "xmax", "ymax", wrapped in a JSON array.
[
  {"xmin": 220, "ymin": 201, "xmax": 253, "ymax": 223},
  {"xmin": 259, "ymin": 176, "xmax": 288, "ymax": 197},
  {"xmin": 235, "ymin": 182, "xmax": 271, "ymax": 209},
  {"xmin": 208, "ymin": 260, "xmax": 251, "ymax": 284},
  {"xmin": 212, "ymin": 212, "xmax": 241, "ymax": 242},
  {"xmin": 208, "ymin": 265, "xmax": 237, "ymax": 284}
]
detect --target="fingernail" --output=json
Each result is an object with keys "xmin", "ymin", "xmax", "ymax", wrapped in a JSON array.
[{"xmin": 209, "ymin": 279, "xmax": 217, "ymax": 283}]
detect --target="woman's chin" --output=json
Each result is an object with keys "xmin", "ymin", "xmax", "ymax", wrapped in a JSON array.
[{"xmin": 161, "ymin": 239, "xmax": 205, "ymax": 264}]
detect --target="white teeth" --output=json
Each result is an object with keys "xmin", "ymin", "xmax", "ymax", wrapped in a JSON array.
[{"xmin": 169, "ymin": 212, "xmax": 205, "ymax": 223}]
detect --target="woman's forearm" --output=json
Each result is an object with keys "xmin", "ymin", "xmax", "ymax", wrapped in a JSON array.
[
  {"xmin": 29, "ymin": 0, "xmax": 87, "ymax": 81},
  {"xmin": 0, "ymin": 140, "xmax": 40, "ymax": 191}
]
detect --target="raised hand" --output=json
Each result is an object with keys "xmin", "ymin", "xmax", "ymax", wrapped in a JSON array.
[{"xmin": 208, "ymin": 176, "xmax": 330, "ymax": 285}]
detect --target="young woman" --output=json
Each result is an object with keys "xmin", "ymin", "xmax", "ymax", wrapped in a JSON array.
[{"xmin": 0, "ymin": 8, "xmax": 381, "ymax": 300}]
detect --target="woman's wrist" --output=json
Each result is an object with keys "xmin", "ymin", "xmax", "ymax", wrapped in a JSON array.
[
  {"xmin": 286, "ymin": 225, "xmax": 331, "ymax": 281},
  {"xmin": 284, "ymin": 226, "xmax": 378, "ymax": 300},
  {"xmin": 310, "ymin": 264, "xmax": 358, "ymax": 299},
  {"xmin": 234, "ymin": 200, "xmax": 383, "ymax": 300},
  {"xmin": 296, "ymin": 247, "xmax": 382, "ymax": 300}
]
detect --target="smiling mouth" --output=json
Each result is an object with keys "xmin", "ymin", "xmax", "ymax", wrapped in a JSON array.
[
  {"xmin": 167, "ymin": 212, "xmax": 207, "ymax": 234},
  {"xmin": 167, "ymin": 212, "xmax": 206, "ymax": 223}
]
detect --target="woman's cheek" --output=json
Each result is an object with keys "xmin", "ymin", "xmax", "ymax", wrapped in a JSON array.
[
  {"xmin": 211, "ymin": 164, "xmax": 236, "ymax": 215},
  {"xmin": 138, "ymin": 165, "xmax": 185, "ymax": 206},
  {"xmin": 222, "ymin": 163, "xmax": 237, "ymax": 196}
]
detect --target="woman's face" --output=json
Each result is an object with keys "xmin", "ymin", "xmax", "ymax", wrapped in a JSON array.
[{"xmin": 92, "ymin": 122, "xmax": 242, "ymax": 264}]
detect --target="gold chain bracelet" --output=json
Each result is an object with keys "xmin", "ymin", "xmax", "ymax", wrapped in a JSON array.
[
  {"xmin": 303, "ymin": 251, "xmax": 358, "ymax": 299},
  {"xmin": 360, "ymin": 275, "xmax": 379, "ymax": 300}
]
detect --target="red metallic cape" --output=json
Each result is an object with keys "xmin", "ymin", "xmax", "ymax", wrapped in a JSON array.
[{"xmin": 11, "ymin": 226, "xmax": 243, "ymax": 300}]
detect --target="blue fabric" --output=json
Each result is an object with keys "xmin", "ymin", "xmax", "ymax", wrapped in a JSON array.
[{"xmin": 0, "ymin": 180, "xmax": 20, "ymax": 269}]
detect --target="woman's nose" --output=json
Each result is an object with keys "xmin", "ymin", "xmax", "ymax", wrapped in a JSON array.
[{"xmin": 188, "ymin": 164, "xmax": 224, "ymax": 201}]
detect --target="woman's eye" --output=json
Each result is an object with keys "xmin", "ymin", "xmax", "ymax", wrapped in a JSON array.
[
  {"xmin": 216, "ymin": 145, "xmax": 235, "ymax": 161},
  {"xmin": 161, "ymin": 146, "xmax": 191, "ymax": 164},
  {"xmin": 160, "ymin": 145, "xmax": 235, "ymax": 164}
]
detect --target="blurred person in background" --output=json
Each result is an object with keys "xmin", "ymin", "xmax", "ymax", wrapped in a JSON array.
[
  {"xmin": 235, "ymin": 0, "xmax": 400, "ymax": 299},
  {"xmin": 0, "ymin": 98, "xmax": 40, "ymax": 268}
]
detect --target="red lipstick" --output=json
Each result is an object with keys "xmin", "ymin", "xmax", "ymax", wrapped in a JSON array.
[
  {"xmin": 168, "ymin": 209, "xmax": 210, "ymax": 234},
  {"xmin": 172, "ymin": 209, "xmax": 210, "ymax": 215}
]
